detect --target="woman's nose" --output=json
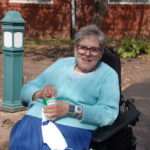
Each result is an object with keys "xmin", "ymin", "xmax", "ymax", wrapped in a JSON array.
[{"xmin": 84, "ymin": 49, "xmax": 91, "ymax": 56}]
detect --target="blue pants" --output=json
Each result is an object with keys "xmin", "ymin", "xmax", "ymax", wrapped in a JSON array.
[{"xmin": 9, "ymin": 115, "xmax": 93, "ymax": 150}]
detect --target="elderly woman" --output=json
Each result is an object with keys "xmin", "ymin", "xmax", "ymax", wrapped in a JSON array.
[{"xmin": 9, "ymin": 24, "xmax": 120, "ymax": 150}]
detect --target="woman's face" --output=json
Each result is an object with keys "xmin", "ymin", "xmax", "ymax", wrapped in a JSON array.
[{"xmin": 74, "ymin": 36, "xmax": 102, "ymax": 73}]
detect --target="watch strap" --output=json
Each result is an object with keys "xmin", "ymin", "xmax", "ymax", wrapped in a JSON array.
[{"xmin": 68, "ymin": 104, "xmax": 75, "ymax": 115}]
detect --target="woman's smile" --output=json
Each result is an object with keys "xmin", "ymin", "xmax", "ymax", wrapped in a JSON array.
[{"xmin": 81, "ymin": 57, "xmax": 92, "ymax": 64}]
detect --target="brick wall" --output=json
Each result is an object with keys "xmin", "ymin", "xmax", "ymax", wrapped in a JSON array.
[
  {"xmin": 0, "ymin": 0, "xmax": 71, "ymax": 39},
  {"xmin": 0, "ymin": 1, "xmax": 150, "ymax": 39},
  {"xmin": 102, "ymin": 4, "xmax": 150, "ymax": 38}
]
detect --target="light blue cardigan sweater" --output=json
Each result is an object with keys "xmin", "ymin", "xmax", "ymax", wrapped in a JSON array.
[{"xmin": 21, "ymin": 57, "xmax": 120, "ymax": 130}]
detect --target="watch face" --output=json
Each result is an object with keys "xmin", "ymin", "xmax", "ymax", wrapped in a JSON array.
[
  {"xmin": 75, "ymin": 106, "xmax": 82, "ymax": 113},
  {"xmin": 77, "ymin": 107, "xmax": 81, "ymax": 111}
]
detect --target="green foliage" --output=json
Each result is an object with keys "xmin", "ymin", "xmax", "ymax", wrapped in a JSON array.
[
  {"xmin": 145, "ymin": 44, "xmax": 150, "ymax": 55},
  {"xmin": 1, "ymin": 35, "xmax": 149, "ymax": 58},
  {"xmin": 117, "ymin": 36, "xmax": 150, "ymax": 58}
]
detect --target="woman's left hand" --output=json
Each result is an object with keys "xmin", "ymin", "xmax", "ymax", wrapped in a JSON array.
[{"xmin": 43, "ymin": 101, "xmax": 69, "ymax": 121}]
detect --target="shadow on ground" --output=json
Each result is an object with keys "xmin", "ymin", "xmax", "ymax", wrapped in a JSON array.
[
  {"xmin": 123, "ymin": 78, "xmax": 150, "ymax": 150},
  {"xmin": 25, "ymin": 46, "xmax": 74, "ymax": 61}
]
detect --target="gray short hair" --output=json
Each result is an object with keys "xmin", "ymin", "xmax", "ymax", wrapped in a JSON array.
[{"xmin": 74, "ymin": 24, "xmax": 106, "ymax": 52}]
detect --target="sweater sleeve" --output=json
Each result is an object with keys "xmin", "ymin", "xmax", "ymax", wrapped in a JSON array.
[
  {"xmin": 81, "ymin": 71, "xmax": 120, "ymax": 127},
  {"xmin": 21, "ymin": 59, "xmax": 61, "ymax": 103}
]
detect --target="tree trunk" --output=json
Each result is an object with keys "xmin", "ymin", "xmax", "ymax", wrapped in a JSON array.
[{"xmin": 93, "ymin": 0, "xmax": 108, "ymax": 27}]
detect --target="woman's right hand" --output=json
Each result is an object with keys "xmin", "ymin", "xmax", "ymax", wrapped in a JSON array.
[{"xmin": 33, "ymin": 85, "xmax": 57, "ymax": 100}]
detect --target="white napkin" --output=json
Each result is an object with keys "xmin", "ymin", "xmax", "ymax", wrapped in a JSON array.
[{"xmin": 41, "ymin": 109, "xmax": 68, "ymax": 150}]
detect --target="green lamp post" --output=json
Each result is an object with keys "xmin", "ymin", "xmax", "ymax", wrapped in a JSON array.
[{"xmin": 0, "ymin": 10, "xmax": 26, "ymax": 112}]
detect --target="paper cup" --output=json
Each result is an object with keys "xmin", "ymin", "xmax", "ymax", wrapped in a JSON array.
[{"xmin": 43, "ymin": 97, "xmax": 57, "ymax": 106}]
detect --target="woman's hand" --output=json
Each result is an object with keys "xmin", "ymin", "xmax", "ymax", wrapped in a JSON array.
[
  {"xmin": 33, "ymin": 85, "xmax": 56, "ymax": 100},
  {"xmin": 43, "ymin": 101, "xmax": 69, "ymax": 121}
]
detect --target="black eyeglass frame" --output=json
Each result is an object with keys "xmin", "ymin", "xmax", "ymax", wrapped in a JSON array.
[{"xmin": 75, "ymin": 44, "xmax": 102, "ymax": 56}]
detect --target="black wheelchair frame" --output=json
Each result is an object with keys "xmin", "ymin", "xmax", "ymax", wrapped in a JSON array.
[
  {"xmin": 89, "ymin": 48, "xmax": 140, "ymax": 150},
  {"xmin": 22, "ymin": 48, "xmax": 140, "ymax": 150}
]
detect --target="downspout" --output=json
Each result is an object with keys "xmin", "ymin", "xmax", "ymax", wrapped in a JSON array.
[{"xmin": 71, "ymin": 0, "xmax": 76, "ymax": 38}]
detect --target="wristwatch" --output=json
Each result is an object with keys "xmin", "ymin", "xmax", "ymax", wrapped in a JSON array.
[
  {"xmin": 69, "ymin": 104, "xmax": 83, "ymax": 119},
  {"xmin": 75, "ymin": 105, "xmax": 83, "ymax": 114}
]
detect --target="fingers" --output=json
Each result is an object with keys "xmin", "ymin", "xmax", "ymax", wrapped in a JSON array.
[
  {"xmin": 42, "ymin": 85, "xmax": 57, "ymax": 98},
  {"xmin": 32, "ymin": 90, "xmax": 42, "ymax": 100},
  {"xmin": 44, "ymin": 104, "xmax": 57, "ymax": 121},
  {"xmin": 33, "ymin": 85, "xmax": 57, "ymax": 100},
  {"xmin": 45, "ymin": 113, "xmax": 57, "ymax": 121},
  {"xmin": 43, "ymin": 101, "xmax": 69, "ymax": 121},
  {"xmin": 44, "ymin": 104, "xmax": 56, "ymax": 112}
]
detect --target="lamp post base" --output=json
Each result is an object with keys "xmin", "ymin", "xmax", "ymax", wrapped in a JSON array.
[{"xmin": 0, "ymin": 104, "xmax": 26, "ymax": 112}]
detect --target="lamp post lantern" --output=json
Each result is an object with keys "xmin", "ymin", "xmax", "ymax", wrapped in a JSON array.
[{"xmin": 0, "ymin": 10, "xmax": 26, "ymax": 112}]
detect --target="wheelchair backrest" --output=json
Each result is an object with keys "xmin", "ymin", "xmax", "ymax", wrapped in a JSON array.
[{"xmin": 101, "ymin": 48, "xmax": 121, "ymax": 92}]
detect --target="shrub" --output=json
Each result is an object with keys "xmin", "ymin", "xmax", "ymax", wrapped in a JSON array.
[{"xmin": 117, "ymin": 36, "xmax": 150, "ymax": 58}]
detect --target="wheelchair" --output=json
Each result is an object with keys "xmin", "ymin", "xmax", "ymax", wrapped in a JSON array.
[
  {"xmin": 22, "ymin": 48, "xmax": 140, "ymax": 150},
  {"xmin": 90, "ymin": 48, "xmax": 140, "ymax": 150}
]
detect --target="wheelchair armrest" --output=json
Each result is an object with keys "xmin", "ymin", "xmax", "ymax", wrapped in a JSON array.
[
  {"xmin": 21, "ymin": 100, "xmax": 29, "ymax": 107},
  {"xmin": 92, "ymin": 108, "xmax": 140, "ymax": 143}
]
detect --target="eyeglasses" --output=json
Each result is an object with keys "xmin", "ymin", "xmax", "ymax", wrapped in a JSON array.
[{"xmin": 76, "ymin": 44, "xmax": 101, "ymax": 56}]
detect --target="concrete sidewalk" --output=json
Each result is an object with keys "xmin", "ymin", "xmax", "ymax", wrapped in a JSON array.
[{"xmin": 123, "ymin": 77, "xmax": 150, "ymax": 150}]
